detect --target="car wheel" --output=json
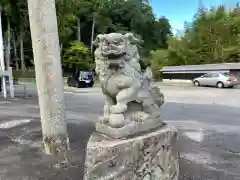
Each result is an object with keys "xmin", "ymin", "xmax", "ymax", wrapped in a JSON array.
[
  {"xmin": 216, "ymin": 82, "xmax": 224, "ymax": 88},
  {"xmin": 88, "ymin": 81, "xmax": 94, "ymax": 87},
  {"xmin": 67, "ymin": 77, "xmax": 73, "ymax": 87},
  {"xmin": 68, "ymin": 83, "xmax": 72, "ymax": 87},
  {"xmin": 75, "ymin": 81, "xmax": 80, "ymax": 88},
  {"xmin": 77, "ymin": 81, "xmax": 85, "ymax": 88},
  {"xmin": 194, "ymin": 81, "xmax": 200, "ymax": 87}
]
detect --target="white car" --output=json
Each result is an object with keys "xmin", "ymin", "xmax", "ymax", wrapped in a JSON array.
[{"xmin": 193, "ymin": 72, "xmax": 239, "ymax": 88}]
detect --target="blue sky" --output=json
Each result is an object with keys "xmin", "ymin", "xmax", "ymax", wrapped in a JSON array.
[{"xmin": 150, "ymin": 0, "xmax": 240, "ymax": 31}]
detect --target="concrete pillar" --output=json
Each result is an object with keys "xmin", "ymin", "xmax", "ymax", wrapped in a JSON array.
[
  {"xmin": 8, "ymin": 67, "xmax": 14, "ymax": 98},
  {"xmin": 0, "ymin": 8, "xmax": 7, "ymax": 98}
]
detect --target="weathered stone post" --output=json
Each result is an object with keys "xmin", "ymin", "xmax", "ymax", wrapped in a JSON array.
[
  {"xmin": 28, "ymin": 0, "xmax": 69, "ymax": 155},
  {"xmin": 84, "ymin": 33, "xmax": 179, "ymax": 180},
  {"xmin": 0, "ymin": 7, "xmax": 7, "ymax": 98}
]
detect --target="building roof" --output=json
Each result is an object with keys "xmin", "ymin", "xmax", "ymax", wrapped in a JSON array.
[
  {"xmin": 160, "ymin": 63, "xmax": 240, "ymax": 72},
  {"xmin": 163, "ymin": 70, "xmax": 229, "ymax": 74}
]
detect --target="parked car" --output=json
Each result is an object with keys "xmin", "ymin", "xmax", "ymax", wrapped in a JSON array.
[
  {"xmin": 67, "ymin": 70, "xmax": 94, "ymax": 88},
  {"xmin": 193, "ymin": 72, "xmax": 239, "ymax": 88}
]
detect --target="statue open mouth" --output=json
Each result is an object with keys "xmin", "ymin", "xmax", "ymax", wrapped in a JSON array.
[
  {"xmin": 101, "ymin": 48, "xmax": 126, "ymax": 58},
  {"xmin": 103, "ymin": 52, "xmax": 126, "ymax": 59}
]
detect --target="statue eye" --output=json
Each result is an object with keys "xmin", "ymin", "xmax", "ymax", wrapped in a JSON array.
[{"xmin": 119, "ymin": 39, "xmax": 124, "ymax": 43}]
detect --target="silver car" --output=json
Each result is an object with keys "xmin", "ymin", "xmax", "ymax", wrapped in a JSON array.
[{"xmin": 193, "ymin": 72, "xmax": 239, "ymax": 88}]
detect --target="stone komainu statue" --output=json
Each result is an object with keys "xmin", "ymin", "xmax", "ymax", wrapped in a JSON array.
[
  {"xmin": 83, "ymin": 33, "xmax": 179, "ymax": 180},
  {"xmin": 93, "ymin": 32, "xmax": 165, "ymax": 138}
]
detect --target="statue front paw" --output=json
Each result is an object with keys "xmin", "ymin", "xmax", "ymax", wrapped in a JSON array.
[
  {"xmin": 110, "ymin": 103, "xmax": 127, "ymax": 114},
  {"xmin": 99, "ymin": 116, "xmax": 109, "ymax": 124},
  {"xmin": 109, "ymin": 114, "xmax": 125, "ymax": 128}
]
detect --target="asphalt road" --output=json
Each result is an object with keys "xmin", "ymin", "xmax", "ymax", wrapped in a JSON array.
[{"xmin": 0, "ymin": 85, "xmax": 240, "ymax": 179}]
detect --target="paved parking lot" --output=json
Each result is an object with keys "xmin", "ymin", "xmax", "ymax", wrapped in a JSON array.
[
  {"xmin": 0, "ymin": 85, "xmax": 240, "ymax": 179},
  {"xmin": 160, "ymin": 86, "xmax": 240, "ymax": 179},
  {"xmin": 162, "ymin": 85, "xmax": 240, "ymax": 107}
]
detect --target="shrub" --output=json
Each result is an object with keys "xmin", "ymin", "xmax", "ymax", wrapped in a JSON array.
[
  {"xmin": 62, "ymin": 41, "xmax": 94, "ymax": 71},
  {"xmin": 13, "ymin": 69, "xmax": 35, "ymax": 82},
  {"xmin": 149, "ymin": 49, "xmax": 168, "ymax": 81}
]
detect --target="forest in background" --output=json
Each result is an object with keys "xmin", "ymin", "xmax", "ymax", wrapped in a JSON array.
[
  {"xmin": 0, "ymin": 0, "xmax": 172, "ymax": 78},
  {"xmin": 1, "ymin": 0, "xmax": 240, "ymax": 79},
  {"xmin": 151, "ymin": 3, "xmax": 240, "ymax": 77}
]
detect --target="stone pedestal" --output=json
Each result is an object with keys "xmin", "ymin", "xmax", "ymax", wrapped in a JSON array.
[{"xmin": 84, "ymin": 125, "xmax": 179, "ymax": 180}]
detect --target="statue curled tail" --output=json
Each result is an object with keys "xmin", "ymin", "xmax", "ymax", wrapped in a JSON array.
[{"xmin": 143, "ymin": 67, "xmax": 164, "ymax": 107}]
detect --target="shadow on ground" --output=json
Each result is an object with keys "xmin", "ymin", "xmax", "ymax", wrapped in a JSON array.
[
  {"xmin": 0, "ymin": 120, "xmax": 95, "ymax": 180},
  {"xmin": 177, "ymin": 135, "xmax": 239, "ymax": 180}
]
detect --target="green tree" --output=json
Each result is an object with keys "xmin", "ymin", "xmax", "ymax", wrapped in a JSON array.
[
  {"xmin": 62, "ymin": 41, "xmax": 93, "ymax": 71},
  {"xmin": 0, "ymin": 0, "xmax": 172, "ymax": 71},
  {"xmin": 152, "ymin": 3, "xmax": 240, "ymax": 70},
  {"xmin": 149, "ymin": 49, "xmax": 168, "ymax": 79}
]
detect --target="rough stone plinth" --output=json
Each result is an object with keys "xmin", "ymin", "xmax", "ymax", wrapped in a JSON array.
[{"xmin": 84, "ymin": 125, "xmax": 179, "ymax": 180}]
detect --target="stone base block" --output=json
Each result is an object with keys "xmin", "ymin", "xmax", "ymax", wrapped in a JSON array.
[{"xmin": 84, "ymin": 124, "xmax": 179, "ymax": 180}]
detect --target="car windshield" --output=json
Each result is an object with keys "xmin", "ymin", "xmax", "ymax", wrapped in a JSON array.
[
  {"xmin": 81, "ymin": 71, "xmax": 93, "ymax": 80},
  {"xmin": 201, "ymin": 74, "xmax": 211, "ymax": 78}
]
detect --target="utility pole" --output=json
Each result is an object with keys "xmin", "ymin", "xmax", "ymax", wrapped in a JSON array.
[
  {"xmin": 28, "ymin": 0, "xmax": 69, "ymax": 155},
  {"xmin": 0, "ymin": 6, "xmax": 7, "ymax": 98}
]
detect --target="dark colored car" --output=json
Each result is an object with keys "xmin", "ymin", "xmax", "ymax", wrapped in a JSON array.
[{"xmin": 67, "ymin": 70, "xmax": 94, "ymax": 88}]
